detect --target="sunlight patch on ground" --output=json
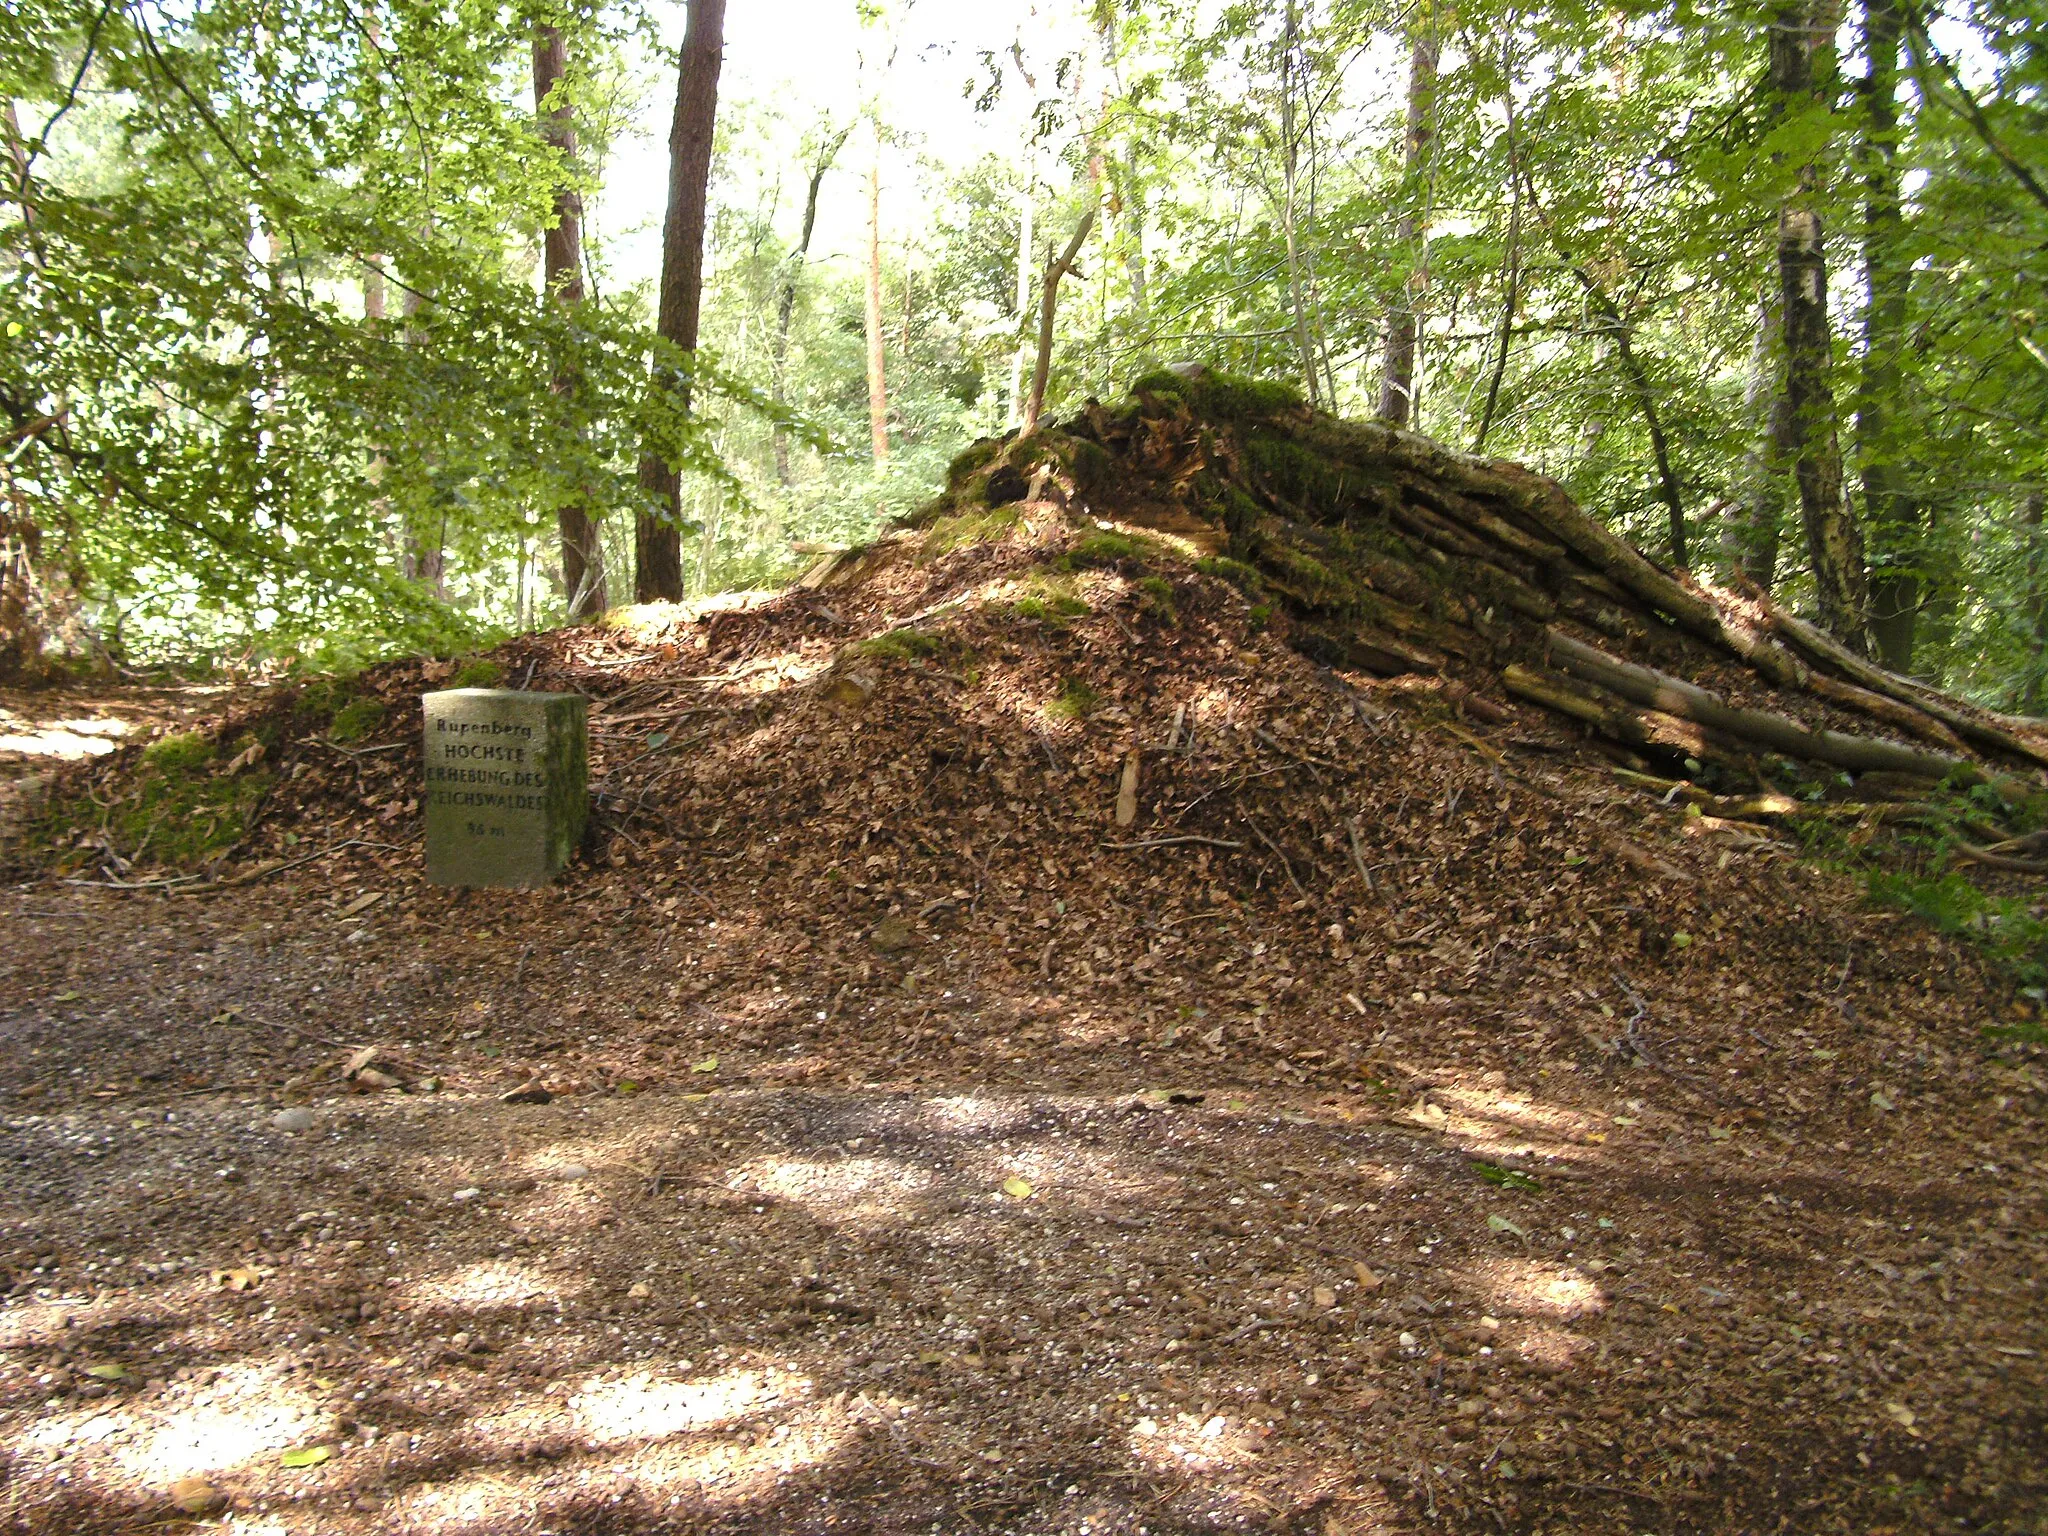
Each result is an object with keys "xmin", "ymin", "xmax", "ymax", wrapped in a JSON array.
[
  {"xmin": 399, "ymin": 1387, "xmax": 851, "ymax": 1534},
  {"xmin": 1128, "ymin": 1411, "xmax": 1263, "ymax": 1473},
  {"xmin": 407, "ymin": 1258, "xmax": 559, "ymax": 1310},
  {"xmin": 1429, "ymin": 1083, "xmax": 1600, "ymax": 1141},
  {"xmin": 1468, "ymin": 1257, "xmax": 1608, "ymax": 1321},
  {"xmin": 10, "ymin": 1359, "xmax": 323, "ymax": 1486},
  {"xmin": 739, "ymin": 1154, "xmax": 936, "ymax": 1223},
  {"xmin": 918, "ymin": 1095, "xmax": 1039, "ymax": 1134},
  {"xmin": 0, "ymin": 713, "xmax": 129, "ymax": 758},
  {"xmin": 572, "ymin": 1367, "xmax": 810, "ymax": 1446}
]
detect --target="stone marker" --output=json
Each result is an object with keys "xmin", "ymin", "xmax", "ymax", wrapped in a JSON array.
[{"xmin": 421, "ymin": 689, "xmax": 587, "ymax": 889}]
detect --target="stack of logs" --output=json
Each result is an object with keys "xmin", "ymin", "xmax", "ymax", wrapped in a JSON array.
[{"xmin": 964, "ymin": 370, "xmax": 2048, "ymax": 860}]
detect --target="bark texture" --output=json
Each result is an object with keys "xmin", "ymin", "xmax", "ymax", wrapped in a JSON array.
[
  {"xmin": 1770, "ymin": 0, "xmax": 1874, "ymax": 654},
  {"xmin": 534, "ymin": 22, "xmax": 607, "ymax": 620},
  {"xmin": 1856, "ymin": 0, "xmax": 1919, "ymax": 671},
  {"xmin": 864, "ymin": 138, "xmax": 889, "ymax": 468},
  {"xmin": 636, "ymin": 0, "xmax": 726, "ymax": 604},
  {"xmin": 1378, "ymin": 23, "xmax": 1440, "ymax": 427}
]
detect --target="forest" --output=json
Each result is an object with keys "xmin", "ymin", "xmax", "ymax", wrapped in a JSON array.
[
  {"xmin": 1, "ymin": 1, "xmax": 2046, "ymax": 1534},
  {"xmin": 1, "ymin": 0, "xmax": 2042, "ymax": 691}
]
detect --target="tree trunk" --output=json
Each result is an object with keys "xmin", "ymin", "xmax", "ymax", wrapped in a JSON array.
[
  {"xmin": 1023, "ymin": 204, "xmax": 1098, "ymax": 434},
  {"xmin": 1379, "ymin": 19, "xmax": 1440, "ymax": 426},
  {"xmin": 863, "ymin": 131, "xmax": 889, "ymax": 468},
  {"xmin": 1009, "ymin": 179, "xmax": 1035, "ymax": 428},
  {"xmin": 1856, "ymin": 0, "xmax": 1918, "ymax": 671},
  {"xmin": 534, "ymin": 22, "xmax": 608, "ymax": 620},
  {"xmin": 771, "ymin": 126, "xmax": 846, "ymax": 487},
  {"xmin": 635, "ymin": 0, "xmax": 726, "ymax": 604},
  {"xmin": 1725, "ymin": 290, "xmax": 1790, "ymax": 586},
  {"xmin": 1771, "ymin": 0, "xmax": 1873, "ymax": 654},
  {"xmin": 1278, "ymin": 0, "xmax": 1321, "ymax": 406},
  {"xmin": 2022, "ymin": 492, "xmax": 2048, "ymax": 715},
  {"xmin": 1472, "ymin": 35, "xmax": 1522, "ymax": 455}
]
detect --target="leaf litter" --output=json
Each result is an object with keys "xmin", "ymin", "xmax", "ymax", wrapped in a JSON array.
[{"xmin": 0, "ymin": 475, "xmax": 2043, "ymax": 1533}]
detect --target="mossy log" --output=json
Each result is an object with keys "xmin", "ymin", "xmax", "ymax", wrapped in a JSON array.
[{"xmin": 934, "ymin": 367, "xmax": 2048, "ymax": 789}]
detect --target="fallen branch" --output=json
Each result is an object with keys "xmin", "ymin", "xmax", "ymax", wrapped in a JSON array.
[
  {"xmin": 1102, "ymin": 835, "xmax": 1244, "ymax": 851},
  {"xmin": 1544, "ymin": 629, "xmax": 1969, "ymax": 782}
]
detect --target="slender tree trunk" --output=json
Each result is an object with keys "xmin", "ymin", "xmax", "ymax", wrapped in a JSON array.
[
  {"xmin": 771, "ymin": 129, "xmax": 846, "ymax": 487},
  {"xmin": 1726, "ymin": 291, "xmax": 1791, "ymax": 586},
  {"xmin": 363, "ymin": 261, "xmax": 386, "ymax": 321},
  {"xmin": 635, "ymin": 0, "xmax": 726, "ymax": 604},
  {"xmin": 1473, "ymin": 36, "xmax": 1522, "ymax": 454},
  {"xmin": 1856, "ymin": 0, "xmax": 1919, "ymax": 671},
  {"xmin": 2022, "ymin": 491, "xmax": 2048, "ymax": 714},
  {"xmin": 1379, "ymin": 17, "xmax": 1440, "ymax": 426},
  {"xmin": 1123, "ymin": 145, "xmax": 1149, "ymax": 318},
  {"xmin": 1024, "ymin": 203, "xmax": 1098, "ymax": 434},
  {"xmin": 863, "ymin": 133, "xmax": 889, "ymax": 468},
  {"xmin": 1771, "ymin": 0, "xmax": 1873, "ymax": 653},
  {"xmin": 1279, "ymin": 0, "xmax": 1321, "ymax": 406},
  {"xmin": 534, "ymin": 22, "xmax": 608, "ymax": 620},
  {"xmin": 1009, "ymin": 180, "xmax": 1035, "ymax": 428},
  {"xmin": 395, "ymin": 278, "xmax": 447, "ymax": 597}
]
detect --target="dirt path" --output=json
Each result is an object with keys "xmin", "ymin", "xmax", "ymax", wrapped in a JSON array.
[{"xmin": 0, "ymin": 879, "xmax": 2041, "ymax": 1535}]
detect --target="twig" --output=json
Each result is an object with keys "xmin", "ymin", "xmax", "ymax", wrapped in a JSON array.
[
  {"xmin": 171, "ymin": 839, "xmax": 405, "ymax": 895},
  {"xmin": 1103, "ymin": 836, "xmax": 1244, "ymax": 851},
  {"xmin": 222, "ymin": 1009, "xmax": 353, "ymax": 1051},
  {"xmin": 1240, "ymin": 816, "xmax": 1307, "ymax": 896},
  {"xmin": 1953, "ymin": 841, "xmax": 2048, "ymax": 875},
  {"xmin": 1609, "ymin": 972, "xmax": 1740, "ymax": 1108},
  {"xmin": 302, "ymin": 737, "xmax": 407, "ymax": 757},
  {"xmin": 1222, "ymin": 1317, "xmax": 1286, "ymax": 1343}
]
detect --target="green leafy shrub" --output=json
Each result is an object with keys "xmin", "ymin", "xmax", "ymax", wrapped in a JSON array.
[{"xmin": 1865, "ymin": 870, "xmax": 2048, "ymax": 987}]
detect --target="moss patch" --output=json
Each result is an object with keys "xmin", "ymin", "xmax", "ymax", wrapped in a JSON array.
[
  {"xmin": 452, "ymin": 657, "xmax": 505, "ymax": 689},
  {"xmin": 1131, "ymin": 368, "xmax": 1304, "ymax": 421},
  {"xmin": 852, "ymin": 628, "xmax": 949, "ymax": 664},
  {"xmin": 921, "ymin": 505, "xmax": 1023, "ymax": 560},
  {"xmin": 1048, "ymin": 678, "xmax": 1100, "ymax": 720},
  {"xmin": 328, "ymin": 696, "xmax": 389, "ymax": 744},
  {"xmin": 1009, "ymin": 570, "xmax": 1091, "ymax": 626}
]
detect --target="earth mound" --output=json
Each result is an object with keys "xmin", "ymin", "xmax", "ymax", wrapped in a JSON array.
[{"xmin": 0, "ymin": 376, "xmax": 2044, "ymax": 1533}]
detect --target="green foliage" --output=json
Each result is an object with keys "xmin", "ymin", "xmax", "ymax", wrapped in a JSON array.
[
  {"xmin": 1864, "ymin": 870, "xmax": 2048, "ymax": 987},
  {"xmin": 1010, "ymin": 569, "xmax": 1091, "ymax": 625},
  {"xmin": 327, "ymin": 696, "xmax": 389, "ymax": 744}
]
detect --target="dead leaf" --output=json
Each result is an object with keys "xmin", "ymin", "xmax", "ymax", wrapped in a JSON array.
[
  {"xmin": 222, "ymin": 742, "xmax": 265, "ymax": 775},
  {"xmin": 1353, "ymin": 1262, "xmax": 1382, "ymax": 1293},
  {"xmin": 1002, "ymin": 1176, "xmax": 1034, "ymax": 1199},
  {"xmin": 213, "ymin": 1266, "xmax": 262, "ymax": 1292},
  {"xmin": 1487, "ymin": 1214, "xmax": 1527, "ymax": 1238},
  {"xmin": 169, "ymin": 1477, "xmax": 223, "ymax": 1514},
  {"xmin": 342, "ymin": 1046, "xmax": 380, "ymax": 1077},
  {"xmin": 1313, "ymin": 1285, "xmax": 1337, "ymax": 1309},
  {"xmin": 337, "ymin": 890, "xmax": 383, "ymax": 919},
  {"xmin": 627, "ymin": 1281, "xmax": 652, "ymax": 1299}
]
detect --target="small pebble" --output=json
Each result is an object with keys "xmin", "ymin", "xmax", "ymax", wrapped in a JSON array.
[
  {"xmin": 271, "ymin": 1107, "xmax": 316, "ymax": 1133},
  {"xmin": 551, "ymin": 1164, "xmax": 590, "ymax": 1181}
]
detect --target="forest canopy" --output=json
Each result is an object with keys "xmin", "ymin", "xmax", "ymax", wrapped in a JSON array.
[{"xmin": 2, "ymin": 0, "xmax": 2044, "ymax": 702}]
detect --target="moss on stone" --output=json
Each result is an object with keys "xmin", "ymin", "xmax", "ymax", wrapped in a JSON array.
[{"xmin": 1131, "ymin": 368, "xmax": 1304, "ymax": 421}]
